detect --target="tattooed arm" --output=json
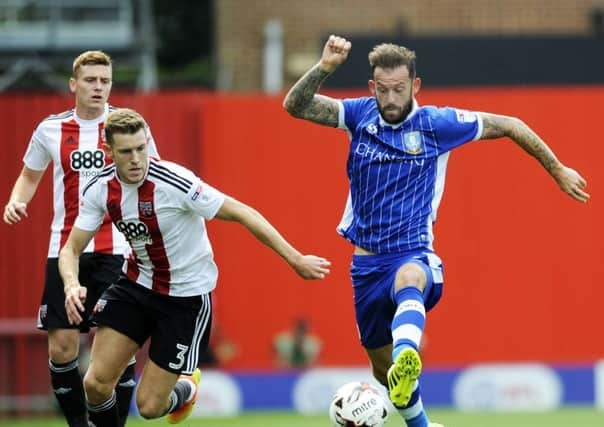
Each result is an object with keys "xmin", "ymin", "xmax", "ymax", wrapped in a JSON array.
[
  {"xmin": 283, "ymin": 66, "xmax": 339, "ymax": 126},
  {"xmin": 283, "ymin": 35, "xmax": 351, "ymax": 127},
  {"xmin": 479, "ymin": 112, "xmax": 589, "ymax": 203}
]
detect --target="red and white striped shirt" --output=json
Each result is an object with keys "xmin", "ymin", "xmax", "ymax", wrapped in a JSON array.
[
  {"xmin": 23, "ymin": 104, "xmax": 159, "ymax": 257},
  {"xmin": 75, "ymin": 158, "xmax": 225, "ymax": 297}
]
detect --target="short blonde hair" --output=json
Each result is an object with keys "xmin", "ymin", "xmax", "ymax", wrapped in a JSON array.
[
  {"xmin": 368, "ymin": 43, "xmax": 417, "ymax": 79},
  {"xmin": 104, "ymin": 109, "xmax": 146, "ymax": 145},
  {"xmin": 72, "ymin": 51, "xmax": 112, "ymax": 78}
]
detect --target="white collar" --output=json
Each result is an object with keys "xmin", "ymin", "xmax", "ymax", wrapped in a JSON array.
[{"xmin": 73, "ymin": 103, "xmax": 109, "ymax": 125}]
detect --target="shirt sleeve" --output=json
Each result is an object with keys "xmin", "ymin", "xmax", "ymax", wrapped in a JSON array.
[
  {"xmin": 74, "ymin": 184, "xmax": 106, "ymax": 231},
  {"xmin": 338, "ymin": 97, "xmax": 373, "ymax": 132},
  {"xmin": 182, "ymin": 178, "xmax": 226, "ymax": 220},
  {"xmin": 159, "ymin": 161, "xmax": 225, "ymax": 219},
  {"xmin": 431, "ymin": 107, "xmax": 484, "ymax": 152},
  {"xmin": 23, "ymin": 128, "xmax": 51, "ymax": 171}
]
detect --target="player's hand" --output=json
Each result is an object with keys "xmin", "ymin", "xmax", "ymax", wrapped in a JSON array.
[
  {"xmin": 3, "ymin": 201, "xmax": 28, "ymax": 225},
  {"xmin": 553, "ymin": 165, "xmax": 590, "ymax": 203},
  {"xmin": 64, "ymin": 285, "xmax": 87, "ymax": 325},
  {"xmin": 319, "ymin": 35, "xmax": 352, "ymax": 74},
  {"xmin": 292, "ymin": 255, "xmax": 331, "ymax": 280}
]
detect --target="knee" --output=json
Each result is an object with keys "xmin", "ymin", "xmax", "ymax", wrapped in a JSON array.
[
  {"xmin": 48, "ymin": 334, "xmax": 78, "ymax": 363},
  {"xmin": 83, "ymin": 370, "xmax": 115, "ymax": 402},
  {"xmin": 136, "ymin": 392, "xmax": 166, "ymax": 420},
  {"xmin": 395, "ymin": 264, "xmax": 426, "ymax": 291},
  {"xmin": 137, "ymin": 404, "xmax": 162, "ymax": 420}
]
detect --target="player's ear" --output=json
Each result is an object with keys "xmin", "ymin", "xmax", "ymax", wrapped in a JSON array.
[
  {"xmin": 368, "ymin": 79, "xmax": 376, "ymax": 95},
  {"xmin": 69, "ymin": 77, "xmax": 77, "ymax": 94},
  {"xmin": 103, "ymin": 143, "xmax": 113, "ymax": 159},
  {"xmin": 413, "ymin": 77, "xmax": 421, "ymax": 95}
]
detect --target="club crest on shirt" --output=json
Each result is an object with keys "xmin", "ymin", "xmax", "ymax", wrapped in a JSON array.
[
  {"xmin": 39, "ymin": 304, "xmax": 47, "ymax": 320},
  {"xmin": 138, "ymin": 200, "xmax": 154, "ymax": 217},
  {"xmin": 93, "ymin": 299, "xmax": 107, "ymax": 314},
  {"xmin": 403, "ymin": 131, "xmax": 423, "ymax": 154},
  {"xmin": 455, "ymin": 109, "xmax": 477, "ymax": 123}
]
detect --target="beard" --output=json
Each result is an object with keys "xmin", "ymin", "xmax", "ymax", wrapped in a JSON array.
[
  {"xmin": 376, "ymin": 86, "xmax": 415, "ymax": 124},
  {"xmin": 377, "ymin": 99, "xmax": 413, "ymax": 124}
]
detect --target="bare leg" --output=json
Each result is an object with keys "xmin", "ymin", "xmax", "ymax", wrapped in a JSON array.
[{"xmin": 84, "ymin": 327, "xmax": 139, "ymax": 427}]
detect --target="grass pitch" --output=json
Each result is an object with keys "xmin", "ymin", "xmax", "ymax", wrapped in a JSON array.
[{"xmin": 1, "ymin": 407, "xmax": 602, "ymax": 426}]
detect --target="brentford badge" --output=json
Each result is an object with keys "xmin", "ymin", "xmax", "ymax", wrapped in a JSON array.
[
  {"xmin": 139, "ymin": 200, "xmax": 154, "ymax": 217},
  {"xmin": 39, "ymin": 304, "xmax": 48, "ymax": 320},
  {"xmin": 93, "ymin": 299, "xmax": 107, "ymax": 314}
]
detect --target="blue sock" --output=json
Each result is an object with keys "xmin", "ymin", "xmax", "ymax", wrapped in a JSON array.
[
  {"xmin": 396, "ymin": 381, "xmax": 429, "ymax": 427},
  {"xmin": 391, "ymin": 286, "xmax": 425, "ymax": 361}
]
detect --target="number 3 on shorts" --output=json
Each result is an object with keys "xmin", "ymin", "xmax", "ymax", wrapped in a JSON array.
[{"xmin": 169, "ymin": 343, "xmax": 189, "ymax": 370}]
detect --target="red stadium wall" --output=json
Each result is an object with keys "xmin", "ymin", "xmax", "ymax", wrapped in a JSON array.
[
  {"xmin": 1, "ymin": 87, "xmax": 602, "ymax": 372},
  {"xmin": 0, "ymin": 91, "xmax": 205, "ymax": 317}
]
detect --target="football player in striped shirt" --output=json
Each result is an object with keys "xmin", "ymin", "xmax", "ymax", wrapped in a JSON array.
[
  {"xmin": 58, "ymin": 108, "xmax": 331, "ymax": 425},
  {"xmin": 3, "ymin": 51, "xmax": 159, "ymax": 427},
  {"xmin": 283, "ymin": 35, "xmax": 589, "ymax": 427}
]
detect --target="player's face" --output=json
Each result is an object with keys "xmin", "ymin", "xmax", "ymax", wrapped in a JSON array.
[
  {"xmin": 70, "ymin": 64, "xmax": 112, "ymax": 119},
  {"xmin": 107, "ymin": 129, "xmax": 149, "ymax": 184},
  {"xmin": 369, "ymin": 66, "xmax": 420, "ymax": 124}
]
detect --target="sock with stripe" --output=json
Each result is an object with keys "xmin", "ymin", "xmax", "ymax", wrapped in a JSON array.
[
  {"xmin": 396, "ymin": 380, "xmax": 430, "ymax": 427},
  {"xmin": 116, "ymin": 358, "xmax": 136, "ymax": 427},
  {"xmin": 391, "ymin": 286, "xmax": 426, "ymax": 361},
  {"xmin": 49, "ymin": 358, "xmax": 88, "ymax": 427},
  {"xmin": 88, "ymin": 391, "xmax": 119, "ymax": 427},
  {"xmin": 115, "ymin": 357, "xmax": 136, "ymax": 427},
  {"xmin": 164, "ymin": 379, "xmax": 194, "ymax": 415}
]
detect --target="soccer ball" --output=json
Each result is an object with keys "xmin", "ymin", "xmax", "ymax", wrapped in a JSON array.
[{"xmin": 328, "ymin": 381, "xmax": 389, "ymax": 427}]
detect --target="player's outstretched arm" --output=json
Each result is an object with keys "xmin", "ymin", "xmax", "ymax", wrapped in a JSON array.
[
  {"xmin": 3, "ymin": 166, "xmax": 44, "ymax": 225},
  {"xmin": 59, "ymin": 227, "xmax": 96, "ymax": 325},
  {"xmin": 479, "ymin": 112, "xmax": 590, "ymax": 203},
  {"xmin": 283, "ymin": 35, "xmax": 351, "ymax": 127},
  {"xmin": 215, "ymin": 197, "xmax": 331, "ymax": 280}
]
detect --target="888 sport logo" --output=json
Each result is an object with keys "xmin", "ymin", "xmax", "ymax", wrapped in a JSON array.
[
  {"xmin": 70, "ymin": 149, "xmax": 106, "ymax": 175},
  {"xmin": 116, "ymin": 220, "xmax": 152, "ymax": 244}
]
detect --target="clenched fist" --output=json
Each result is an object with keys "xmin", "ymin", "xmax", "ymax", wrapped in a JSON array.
[{"xmin": 319, "ymin": 35, "xmax": 352, "ymax": 74}]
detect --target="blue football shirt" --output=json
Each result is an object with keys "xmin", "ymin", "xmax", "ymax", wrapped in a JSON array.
[{"xmin": 336, "ymin": 97, "xmax": 483, "ymax": 253}]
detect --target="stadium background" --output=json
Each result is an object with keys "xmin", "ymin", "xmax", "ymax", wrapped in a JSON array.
[{"xmin": 1, "ymin": 0, "xmax": 603, "ymax": 421}]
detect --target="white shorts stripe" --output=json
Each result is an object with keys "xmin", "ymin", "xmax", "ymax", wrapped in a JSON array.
[
  {"xmin": 183, "ymin": 293, "xmax": 211, "ymax": 374},
  {"xmin": 426, "ymin": 252, "xmax": 444, "ymax": 283}
]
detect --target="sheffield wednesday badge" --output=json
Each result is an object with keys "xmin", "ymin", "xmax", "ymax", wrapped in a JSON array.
[{"xmin": 403, "ymin": 131, "xmax": 423, "ymax": 154}]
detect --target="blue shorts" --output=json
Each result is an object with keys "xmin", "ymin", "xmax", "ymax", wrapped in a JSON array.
[{"xmin": 350, "ymin": 250, "xmax": 444, "ymax": 349}]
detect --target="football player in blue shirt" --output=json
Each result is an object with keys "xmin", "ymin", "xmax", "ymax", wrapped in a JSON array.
[{"xmin": 283, "ymin": 35, "xmax": 589, "ymax": 427}]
